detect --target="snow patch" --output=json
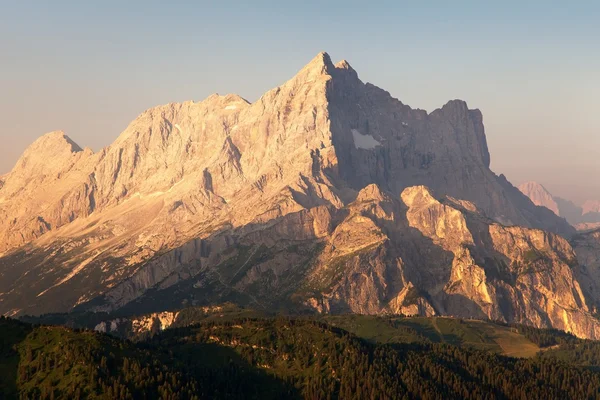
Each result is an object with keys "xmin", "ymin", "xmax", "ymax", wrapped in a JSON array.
[
  {"xmin": 174, "ymin": 124, "xmax": 183, "ymax": 133},
  {"xmin": 351, "ymin": 129, "xmax": 381, "ymax": 149},
  {"xmin": 225, "ymin": 105, "xmax": 237, "ymax": 110}
]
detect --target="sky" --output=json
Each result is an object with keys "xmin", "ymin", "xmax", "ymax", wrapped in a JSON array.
[{"xmin": 1, "ymin": 1, "xmax": 598, "ymax": 203}]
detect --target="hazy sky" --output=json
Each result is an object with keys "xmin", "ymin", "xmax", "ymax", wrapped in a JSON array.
[{"xmin": 1, "ymin": 1, "xmax": 598, "ymax": 203}]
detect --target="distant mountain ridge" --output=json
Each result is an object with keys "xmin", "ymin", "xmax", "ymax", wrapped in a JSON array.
[
  {"xmin": 518, "ymin": 181, "xmax": 600, "ymax": 230},
  {"xmin": 584, "ymin": 200, "xmax": 600, "ymax": 215},
  {"xmin": 3, "ymin": 52, "xmax": 600, "ymax": 340}
]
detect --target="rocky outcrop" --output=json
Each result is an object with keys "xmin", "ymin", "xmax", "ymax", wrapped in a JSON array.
[
  {"xmin": 1, "ymin": 52, "xmax": 596, "ymax": 338},
  {"xmin": 94, "ymin": 311, "xmax": 179, "ymax": 338},
  {"xmin": 0, "ymin": 132, "xmax": 97, "ymax": 253}
]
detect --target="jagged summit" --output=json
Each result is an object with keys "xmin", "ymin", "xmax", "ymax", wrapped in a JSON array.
[
  {"xmin": 1, "ymin": 52, "xmax": 573, "ymax": 245},
  {"xmin": 335, "ymin": 59, "xmax": 352, "ymax": 70},
  {"xmin": 21, "ymin": 130, "xmax": 82, "ymax": 157},
  {"xmin": 293, "ymin": 51, "xmax": 335, "ymax": 79},
  {"xmin": 9, "ymin": 131, "xmax": 85, "ymax": 177},
  {"xmin": 309, "ymin": 51, "xmax": 333, "ymax": 67},
  {"xmin": 518, "ymin": 182, "xmax": 558, "ymax": 215}
]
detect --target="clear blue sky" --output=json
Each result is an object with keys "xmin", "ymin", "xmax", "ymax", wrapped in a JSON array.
[{"xmin": 1, "ymin": 1, "xmax": 598, "ymax": 202}]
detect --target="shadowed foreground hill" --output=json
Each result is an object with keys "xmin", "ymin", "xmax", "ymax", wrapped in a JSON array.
[
  {"xmin": 0, "ymin": 316, "xmax": 295, "ymax": 399},
  {"xmin": 3, "ymin": 315, "xmax": 600, "ymax": 399}
]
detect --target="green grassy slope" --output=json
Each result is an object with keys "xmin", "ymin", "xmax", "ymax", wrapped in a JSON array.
[{"xmin": 320, "ymin": 315, "xmax": 541, "ymax": 357}]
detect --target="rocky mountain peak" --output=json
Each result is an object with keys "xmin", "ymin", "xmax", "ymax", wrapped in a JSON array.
[
  {"xmin": 0, "ymin": 51, "xmax": 587, "ymax": 334},
  {"xmin": 334, "ymin": 59, "xmax": 352, "ymax": 69},
  {"xmin": 334, "ymin": 59, "xmax": 359, "ymax": 80},
  {"xmin": 6, "ymin": 131, "xmax": 87, "ymax": 183},
  {"xmin": 518, "ymin": 181, "xmax": 560, "ymax": 216},
  {"xmin": 35, "ymin": 130, "xmax": 82, "ymax": 150},
  {"xmin": 290, "ymin": 51, "xmax": 335, "ymax": 83},
  {"xmin": 15, "ymin": 130, "xmax": 82, "ymax": 167},
  {"xmin": 438, "ymin": 99, "xmax": 469, "ymax": 113},
  {"xmin": 305, "ymin": 51, "xmax": 334, "ymax": 71}
]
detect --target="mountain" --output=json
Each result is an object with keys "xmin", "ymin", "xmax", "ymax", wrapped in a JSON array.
[
  {"xmin": 582, "ymin": 201, "xmax": 600, "ymax": 229},
  {"xmin": 2, "ymin": 52, "xmax": 597, "ymax": 338},
  {"xmin": 584, "ymin": 200, "xmax": 600, "ymax": 215},
  {"xmin": 518, "ymin": 181, "xmax": 600, "ymax": 230},
  {"xmin": 517, "ymin": 182, "xmax": 560, "ymax": 216}
]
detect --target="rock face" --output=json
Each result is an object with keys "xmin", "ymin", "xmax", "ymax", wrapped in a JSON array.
[
  {"xmin": 519, "ymin": 182, "xmax": 600, "ymax": 230},
  {"xmin": 573, "ymin": 229, "xmax": 600, "ymax": 307},
  {"xmin": 2, "ymin": 52, "xmax": 599, "ymax": 338},
  {"xmin": 0, "ymin": 131, "xmax": 96, "ymax": 254},
  {"xmin": 295, "ymin": 185, "xmax": 598, "ymax": 339},
  {"xmin": 94, "ymin": 311, "xmax": 179, "ymax": 338},
  {"xmin": 92, "ymin": 304, "xmax": 227, "ymax": 339}
]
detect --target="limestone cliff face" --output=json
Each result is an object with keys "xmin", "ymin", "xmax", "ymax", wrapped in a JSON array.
[
  {"xmin": 295, "ymin": 185, "xmax": 599, "ymax": 339},
  {"xmin": 94, "ymin": 311, "xmax": 179, "ymax": 338},
  {"xmin": 573, "ymin": 230, "xmax": 600, "ymax": 310},
  {"xmin": 325, "ymin": 67, "xmax": 573, "ymax": 236},
  {"xmin": 78, "ymin": 184, "xmax": 600, "ymax": 338},
  {"xmin": 1, "ymin": 52, "xmax": 597, "ymax": 338}
]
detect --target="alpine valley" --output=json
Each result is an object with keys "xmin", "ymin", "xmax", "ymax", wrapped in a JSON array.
[{"xmin": 2, "ymin": 52, "xmax": 600, "ymax": 342}]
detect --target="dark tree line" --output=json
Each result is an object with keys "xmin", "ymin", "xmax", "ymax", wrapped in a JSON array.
[{"xmin": 3, "ymin": 315, "xmax": 600, "ymax": 399}]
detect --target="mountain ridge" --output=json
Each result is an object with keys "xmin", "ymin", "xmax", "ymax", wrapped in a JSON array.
[
  {"xmin": 2, "ymin": 52, "xmax": 598, "ymax": 340},
  {"xmin": 519, "ymin": 181, "xmax": 600, "ymax": 230}
]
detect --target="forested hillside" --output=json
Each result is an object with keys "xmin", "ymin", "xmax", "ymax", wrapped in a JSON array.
[{"xmin": 3, "ymin": 315, "xmax": 600, "ymax": 399}]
